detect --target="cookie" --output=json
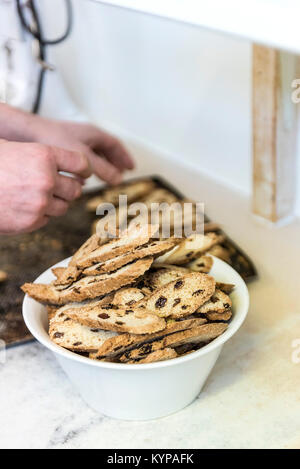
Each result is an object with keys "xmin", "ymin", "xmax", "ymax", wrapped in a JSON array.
[
  {"xmin": 141, "ymin": 272, "xmax": 216, "ymax": 318},
  {"xmin": 76, "ymin": 224, "xmax": 155, "ymax": 268},
  {"xmin": 112, "ymin": 287, "xmax": 147, "ymax": 307},
  {"xmin": 216, "ymin": 282, "xmax": 235, "ymax": 294},
  {"xmin": 82, "ymin": 238, "xmax": 177, "ymax": 277},
  {"xmin": 86, "ymin": 179, "xmax": 156, "ymax": 212},
  {"xmin": 186, "ymin": 255, "xmax": 213, "ymax": 273},
  {"xmin": 49, "ymin": 311, "xmax": 117, "ymax": 352},
  {"xmin": 52, "ymin": 266, "xmax": 80, "ymax": 286},
  {"xmin": 120, "ymin": 322, "xmax": 228, "ymax": 362},
  {"xmin": 126, "ymin": 348, "xmax": 178, "ymax": 364},
  {"xmin": 204, "ymin": 310, "xmax": 232, "ymax": 322},
  {"xmin": 64, "ymin": 301, "xmax": 166, "ymax": 335},
  {"xmin": 141, "ymin": 188, "xmax": 180, "ymax": 207},
  {"xmin": 161, "ymin": 233, "xmax": 222, "ymax": 265},
  {"xmin": 90, "ymin": 316, "xmax": 207, "ymax": 360},
  {"xmin": 47, "ymin": 305, "xmax": 58, "ymax": 323},
  {"xmin": 196, "ymin": 289, "xmax": 232, "ymax": 314},
  {"xmin": 69, "ymin": 234, "xmax": 102, "ymax": 266},
  {"xmin": 22, "ymin": 257, "xmax": 153, "ymax": 305},
  {"xmin": 208, "ymin": 245, "xmax": 231, "ymax": 263}
]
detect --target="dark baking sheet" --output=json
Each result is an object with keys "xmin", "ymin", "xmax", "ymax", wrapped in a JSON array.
[
  {"xmin": 0, "ymin": 175, "xmax": 257, "ymax": 348},
  {"xmin": 0, "ymin": 193, "xmax": 96, "ymax": 347}
]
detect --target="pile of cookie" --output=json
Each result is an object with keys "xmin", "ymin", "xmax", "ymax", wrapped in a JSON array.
[
  {"xmin": 86, "ymin": 178, "xmax": 254, "ymax": 280},
  {"xmin": 22, "ymin": 225, "xmax": 234, "ymax": 364}
]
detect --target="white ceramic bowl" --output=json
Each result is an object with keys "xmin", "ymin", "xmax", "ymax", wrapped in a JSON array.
[{"xmin": 23, "ymin": 256, "xmax": 249, "ymax": 421}]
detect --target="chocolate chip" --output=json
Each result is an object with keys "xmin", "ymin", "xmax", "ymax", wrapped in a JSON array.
[
  {"xmin": 115, "ymin": 321, "xmax": 124, "ymax": 326},
  {"xmin": 125, "ymin": 309, "xmax": 133, "ymax": 313},
  {"xmin": 126, "ymin": 300, "xmax": 135, "ymax": 306},
  {"xmin": 181, "ymin": 305, "xmax": 188, "ymax": 310},
  {"xmin": 174, "ymin": 280, "xmax": 184, "ymax": 289},
  {"xmin": 173, "ymin": 298, "xmax": 181, "ymax": 307},
  {"xmin": 224, "ymin": 303, "xmax": 230, "ymax": 309},
  {"xmin": 59, "ymin": 313, "xmax": 64, "ymax": 318},
  {"xmin": 73, "ymin": 342, "xmax": 82, "ymax": 346},
  {"xmin": 98, "ymin": 313, "xmax": 110, "ymax": 319},
  {"xmin": 54, "ymin": 332, "xmax": 64, "ymax": 338},
  {"xmin": 192, "ymin": 289, "xmax": 204, "ymax": 296},
  {"xmin": 90, "ymin": 328, "xmax": 101, "ymax": 332},
  {"xmin": 64, "ymin": 318, "xmax": 71, "ymax": 322},
  {"xmin": 155, "ymin": 296, "xmax": 167, "ymax": 308},
  {"xmin": 211, "ymin": 297, "xmax": 218, "ymax": 303},
  {"xmin": 197, "ymin": 263, "xmax": 205, "ymax": 267}
]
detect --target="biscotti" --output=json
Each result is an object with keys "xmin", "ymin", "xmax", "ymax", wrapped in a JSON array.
[
  {"xmin": 63, "ymin": 301, "xmax": 166, "ymax": 335},
  {"xmin": 119, "ymin": 323, "xmax": 228, "ymax": 362},
  {"xmin": 22, "ymin": 257, "xmax": 153, "ymax": 305},
  {"xmin": 49, "ymin": 311, "xmax": 117, "ymax": 352},
  {"xmin": 86, "ymin": 179, "xmax": 156, "ymax": 212},
  {"xmin": 140, "ymin": 272, "xmax": 216, "ymax": 318},
  {"xmin": 90, "ymin": 316, "xmax": 207, "ymax": 360}
]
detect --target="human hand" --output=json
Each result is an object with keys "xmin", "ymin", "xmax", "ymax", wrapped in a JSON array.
[
  {"xmin": 34, "ymin": 120, "xmax": 135, "ymax": 185},
  {"xmin": 0, "ymin": 140, "xmax": 91, "ymax": 234}
]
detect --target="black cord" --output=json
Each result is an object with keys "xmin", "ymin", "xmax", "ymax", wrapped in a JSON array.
[
  {"xmin": 16, "ymin": 0, "xmax": 73, "ymax": 46},
  {"xmin": 15, "ymin": 0, "xmax": 73, "ymax": 113}
]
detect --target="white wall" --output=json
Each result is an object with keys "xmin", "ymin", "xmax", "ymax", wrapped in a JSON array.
[{"xmin": 41, "ymin": 0, "xmax": 300, "ymax": 215}]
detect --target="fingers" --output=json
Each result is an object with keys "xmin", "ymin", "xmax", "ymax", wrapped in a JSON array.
[
  {"xmin": 90, "ymin": 130, "xmax": 135, "ymax": 171},
  {"xmin": 45, "ymin": 197, "xmax": 69, "ymax": 217},
  {"xmin": 54, "ymin": 174, "xmax": 82, "ymax": 201},
  {"xmin": 53, "ymin": 146, "xmax": 92, "ymax": 178},
  {"xmin": 87, "ymin": 150, "xmax": 123, "ymax": 185}
]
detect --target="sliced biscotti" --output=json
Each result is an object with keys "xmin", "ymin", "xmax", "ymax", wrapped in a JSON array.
[
  {"xmin": 69, "ymin": 234, "xmax": 102, "ymax": 266},
  {"xmin": 86, "ymin": 179, "xmax": 156, "ymax": 212},
  {"xmin": 204, "ymin": 310, "xmax": 232, "ymax": 322},
  {"xmin": 216, "ymin": 282, "xmax": 235, "ymax": 294},
  {"xmin": 139, "ymin": 272, "xmax": 216, "ymax": 318},
  {"xmin": 143, "ymin": 265, "xmax": 188, "ymax": 290},
  {"xmin": 90, "ymin": 316, "xmax": 207, "ymax": 360},
  {"xmin": 47, "ymin": 305, "xmax": 58, "ymax": 323},
  {"xmin": 196, "ymin": 289, "xmax": 232, "ymax": 314},
  {"xmin": 76, "ymin": 224, "xmax": 156, "ymax": 268},
  {"xmin": 208, "ymin": 244, "xmax": 231, "ymax": 263},
  {"xmin": 82, "ymin": 238, "xmax": 177, "ymax": 276},
  {"xmin": 186, "ymin": 255, "xmax": 213, "ymax": 273},
  {"xmin": 127, "ymin": 348, "xmax": 178, "ymax": 364},
  {"xmin": 52, "ymin": 265, "xmax": 81, "ymax": 286},
  {"xmin": 161, "ymin": 233, "xmax": 222, "ymax": 265},
  {"xmin": 22, "ymin": 257, "xmax": 153, "ymax": 305},
  {"xmin": 49, "ymin": 311, "xmax": 118, "ymax": 352},
  {"xmin": 119, "ymin": 323, "xmax": 228, "ymax": 362},
  {"xmin": 112, "ymin": 287, "xmax": 148, "ymax": 307},
  {"xmin": 63, "ymin": 301, "xmax": 166, "ymax": 335}
]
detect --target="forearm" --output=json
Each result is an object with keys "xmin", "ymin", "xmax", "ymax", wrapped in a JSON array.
[{"xmin": 0, "ymin": 103, "xmax": 41, "ymax": 142}]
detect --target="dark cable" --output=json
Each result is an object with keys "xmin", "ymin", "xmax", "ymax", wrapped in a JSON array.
[
  {"xmin": 15, "ymin": 0, "xmax": 73, "ymax": 113},
  {"xmin": 16, "ymin": 0, "xmax": 73, "ymax": 46}
]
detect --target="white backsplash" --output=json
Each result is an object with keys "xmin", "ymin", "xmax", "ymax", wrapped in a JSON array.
[{"xmin": 40, "ymin": 0, "xmax": 300, "ymax": 216}]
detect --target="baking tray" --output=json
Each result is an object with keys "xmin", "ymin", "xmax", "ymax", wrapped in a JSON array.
[{"xmin": 0, "ymin": 175, "xmax": 256, "ymax": 348}]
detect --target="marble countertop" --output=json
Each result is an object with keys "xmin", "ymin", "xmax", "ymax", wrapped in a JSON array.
[{"xmin": 1, "ymin": 145, "xmax": 300, "ymax": 449}]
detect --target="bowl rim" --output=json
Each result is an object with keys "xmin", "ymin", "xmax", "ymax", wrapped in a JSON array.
[{"xmin": 23, "ymin": 256, "xmax": 249, "ymax": 371}]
